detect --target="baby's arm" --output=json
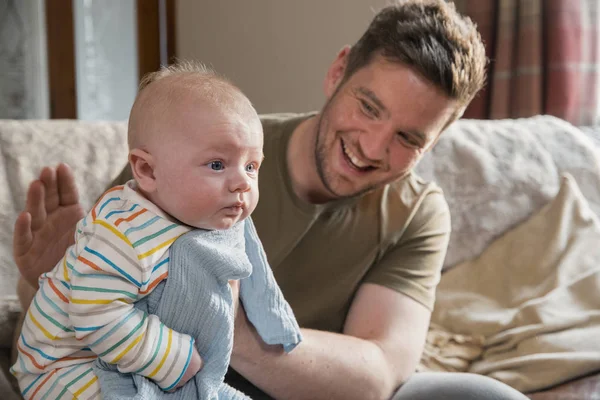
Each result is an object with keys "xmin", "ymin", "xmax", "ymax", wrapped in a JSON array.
[{"xmin": 67, "ymin": 213, "xmax": 197, "ymax": 391}]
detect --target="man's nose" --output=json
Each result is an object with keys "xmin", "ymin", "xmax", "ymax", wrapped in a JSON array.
[
  {"xmin": 229, "ymin": 169, "xmax": 251, "ymax": 193},
  {"xmin": 359, "ymin": 125, "xmax": 391, "ymax": 162}
]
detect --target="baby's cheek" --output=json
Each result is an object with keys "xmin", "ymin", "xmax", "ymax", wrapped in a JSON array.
[{"xmin": 248, "ymin": 190, "xmax": 260, "ymax": 214}]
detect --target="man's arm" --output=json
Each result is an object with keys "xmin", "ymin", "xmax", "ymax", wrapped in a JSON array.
[
  {"xmin": 231, "ymin": 188, "xmax": 450, "ymax": 400},
  {"xmin": 231, "ymin": 282, "xmax": 430, "ymax": 400}
]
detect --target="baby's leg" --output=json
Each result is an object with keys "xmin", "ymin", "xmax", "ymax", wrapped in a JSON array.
[{"xmin": 18, "ymin": 362, "xmax": 100, "ymax": 400}]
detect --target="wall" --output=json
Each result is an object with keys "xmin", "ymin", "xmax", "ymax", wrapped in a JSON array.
[{"xmin": 176, "ymin": 1, "xmax": 389, "ymax": 114}]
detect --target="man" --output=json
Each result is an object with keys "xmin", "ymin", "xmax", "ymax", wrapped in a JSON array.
[{"xmin": 13, "ymin": 1, "xmax": 528, "ymax": 399}]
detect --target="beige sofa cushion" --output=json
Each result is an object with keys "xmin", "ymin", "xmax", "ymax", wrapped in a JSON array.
[{"xmin": 430, "ymin": 174, "xmax": 600, "ymax": 392}]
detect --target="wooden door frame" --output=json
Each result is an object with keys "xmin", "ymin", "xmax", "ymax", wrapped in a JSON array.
[
  {"xmin": 45, "ymin": 0, "xmax": 77, "ymax": 119},
  {"xmin": 136, "ymin": 0, "xmax": 177, "ymax": 81},
  {"xmin": 44, "ymin": 0, "xmax": 176, "ymax": 119}
]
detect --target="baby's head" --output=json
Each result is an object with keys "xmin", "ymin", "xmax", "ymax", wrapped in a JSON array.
[{"xmin": 127, "ymin": 61, "xmax": 264, "ymax": 230}]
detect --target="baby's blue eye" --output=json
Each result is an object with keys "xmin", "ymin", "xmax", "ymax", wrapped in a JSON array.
[
  {"xmin": 245, "ymin": 163, "xmax": 256, "ymax": 173},
  {"xmin": 209, "ymin": 161, "xmax": 224, "ymax": 171}
]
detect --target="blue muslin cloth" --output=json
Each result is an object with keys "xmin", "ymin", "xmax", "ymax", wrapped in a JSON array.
[{"xmin": 93, "ymin": 217, "xmax": 301, "ymax": 399}]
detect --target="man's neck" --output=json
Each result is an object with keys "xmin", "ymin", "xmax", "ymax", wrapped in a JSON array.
[{"xmin": 286, "ymin": 114, "xmax": 332, "ymax": 204}]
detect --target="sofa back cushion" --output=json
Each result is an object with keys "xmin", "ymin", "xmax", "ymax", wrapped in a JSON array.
[{"xmin": 415, "ymin": 115, "xmax": 600, "ymax": 269}]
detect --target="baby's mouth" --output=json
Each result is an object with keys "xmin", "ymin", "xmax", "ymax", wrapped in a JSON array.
[{"xmin": 224, "ymin": 202, "xmax": 244, "ymax": 212}]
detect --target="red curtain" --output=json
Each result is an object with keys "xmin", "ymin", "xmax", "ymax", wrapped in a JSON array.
[{"xmin": 455, "ymin": 0, "xmax": 600, "ymax": 126}]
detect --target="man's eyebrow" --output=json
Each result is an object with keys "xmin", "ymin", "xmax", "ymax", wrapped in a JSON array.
[{"xmin": 357, "ymin": 87, "xmax": 387, "ymax": 113}]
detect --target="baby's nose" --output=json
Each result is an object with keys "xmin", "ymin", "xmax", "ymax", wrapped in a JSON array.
[{"xmin": 229, "ymin": 170, "xmax": 251, "ymax": 193}]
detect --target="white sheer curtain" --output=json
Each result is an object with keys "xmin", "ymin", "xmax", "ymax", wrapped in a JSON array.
[{"xmin": 0, "ymin": 0, "xmax": 49, "ymax": 119}]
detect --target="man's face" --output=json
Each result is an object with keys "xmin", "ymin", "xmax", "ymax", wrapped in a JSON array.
[{"xmin": 314, "ymin": 54, "xmax": 460, "ymax": 199}]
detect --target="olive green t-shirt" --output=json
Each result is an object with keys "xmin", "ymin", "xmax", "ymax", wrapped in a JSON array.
[
  {"xmin": 110, "ymin": 112, "xmax": 451, "ymax": 396},
  {"xmin": 252, "ymin": 113, "xmax": 451, "ymax": 331}
]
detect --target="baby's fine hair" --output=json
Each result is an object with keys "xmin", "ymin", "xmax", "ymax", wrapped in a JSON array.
[
  {"xmin": 138, "ymin": 60, "xmax": 229, "ymax": 92},
  {"xmin": 127, "ymin": 60, "xmax": 256, "ymax": 149}
]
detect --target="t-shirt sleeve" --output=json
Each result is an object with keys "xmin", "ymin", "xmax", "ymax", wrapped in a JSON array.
[{"xmin": 363, "ymin": 189, "xmax": 451, "ymax": 311}]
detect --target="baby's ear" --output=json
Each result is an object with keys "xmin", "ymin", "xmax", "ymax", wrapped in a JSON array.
[{"xmin": 129, "ymin": 148, "xmax": 156, "ymax": 192}]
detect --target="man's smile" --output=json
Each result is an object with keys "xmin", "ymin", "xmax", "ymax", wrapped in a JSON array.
[{"xmin": 341, "ymin": 139, "xmax": 376, "ymax": 172}]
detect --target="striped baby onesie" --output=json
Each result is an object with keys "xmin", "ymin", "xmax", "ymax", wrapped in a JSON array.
[{"xmin": 12, "ymin": 181, "xmax": 194, "ymax": 399}]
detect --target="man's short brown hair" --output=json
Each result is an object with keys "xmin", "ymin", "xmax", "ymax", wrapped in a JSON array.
[{"xmin": 344, "ymin": 0, "xmax": 487, "ymax": 107}]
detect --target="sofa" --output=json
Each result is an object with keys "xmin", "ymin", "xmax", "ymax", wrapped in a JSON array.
[{"xmin": 0, "ymin": 117, "xmax": 599, "ymax": 399}]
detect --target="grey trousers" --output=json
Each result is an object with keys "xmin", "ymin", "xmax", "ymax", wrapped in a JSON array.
[
  {"xmin": 227, "ymin": 370, "xmax": 530, "ymax": 399},
  {"xmin": 392, "ymin": 372, "xmax": 529, "ymax": 400}
]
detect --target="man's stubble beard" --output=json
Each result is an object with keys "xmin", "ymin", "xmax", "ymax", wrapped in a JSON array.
[{"xmin": 313, "ymin": 103, "xmax": 382, "ymax": 202}]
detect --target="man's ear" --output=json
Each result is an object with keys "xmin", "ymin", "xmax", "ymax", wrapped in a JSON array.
[
  {"xmin": 323, "ymin": 46, "xmax": 351, "ymax": 98},
  {"xmin": 129, "ymin": 148, "xmax": 156, "ymax": 192}
]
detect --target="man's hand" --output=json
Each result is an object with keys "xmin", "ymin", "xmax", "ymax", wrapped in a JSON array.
[
  {"xmin": 168, "ymin": 347, "xmax": 203, "ymax": 392},
  {"xmin": 13, "ymin": 164, "xmax": 84, "ymax": 288},
  {"xmin": 229, "ymin": 279, "xmax": 240, "ymax": 317}
]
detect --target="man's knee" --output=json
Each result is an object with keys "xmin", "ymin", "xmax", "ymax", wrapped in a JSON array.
[{"xmin": 392, "ymin": 372, "xmax": 529, "ymax": 400}]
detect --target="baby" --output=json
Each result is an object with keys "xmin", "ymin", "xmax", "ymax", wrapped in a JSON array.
[{"xmin": 12, "ymin": 62, "xmax": 300, "ymax": 399}]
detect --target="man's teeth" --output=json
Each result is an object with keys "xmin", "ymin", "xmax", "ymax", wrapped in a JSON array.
[{"xmin": 343, "ymin": 142, "xmax": 369, "ymax": 169}]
